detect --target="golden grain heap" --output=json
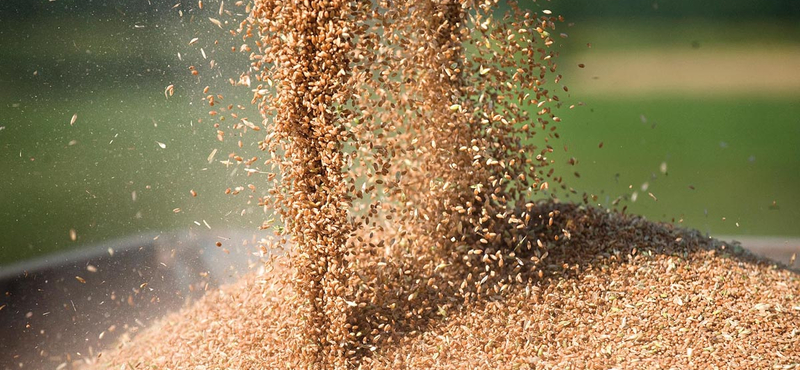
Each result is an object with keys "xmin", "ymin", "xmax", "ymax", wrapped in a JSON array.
[
  {"xmin": 102, "ymin": 204, "xmax": 800, "ymax": 369},
  {"xmin": 95, "ymin": 1, "xmax": 799, "ymax": 369}
]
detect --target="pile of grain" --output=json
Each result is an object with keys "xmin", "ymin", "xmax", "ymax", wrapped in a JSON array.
[
  {"xmin": 93, "ymin": 0, "xmax": 800, "ymax": 368},
  {"xmin": 101, "ymin": 203, "xmax": 800, "ymax": 368}
]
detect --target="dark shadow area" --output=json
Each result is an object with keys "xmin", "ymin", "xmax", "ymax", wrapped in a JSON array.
[{"xmin": 0, "ymin": 230, "xmax": 262, "ymax": 370}]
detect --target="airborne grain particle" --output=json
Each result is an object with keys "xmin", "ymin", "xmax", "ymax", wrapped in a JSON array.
[
  {"xmin": 75, "ymin": 276, "xmax": 86, "ymax": 284},
  {"xmin": 69, "ymin": 228, "xmax": 77, "ymax": 241},
  {"xmin": 70, "ymin": 113, "xmax": 77, "ymax": 126}
]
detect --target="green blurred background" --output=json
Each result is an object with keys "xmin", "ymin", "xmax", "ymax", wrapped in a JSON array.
[{"xmin": 0, "ymin": 0, "xmax": 798, "ymax": 266}]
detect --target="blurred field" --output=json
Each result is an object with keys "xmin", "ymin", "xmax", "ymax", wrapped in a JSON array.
[
  {"xmin": 0, "ymin": 90, "xmax": 262, "ymax": 265},
  {"xmin": 568, "ymin": 47, "xmax": 800, "ymax": 95},
  {"xmin": 550, "ymin": 96, "xmax": 800, "ymax": 237},
  {"xmin": 545, "ymin": 19, "xmax": 800, "ymax": 237},
  {"xmin": 1, "ymin": 14, "xmax": 798, "ymax": 266},
  {"xmin": 0, "ymin": 12, "xmax": 264, "ymax": 265}
]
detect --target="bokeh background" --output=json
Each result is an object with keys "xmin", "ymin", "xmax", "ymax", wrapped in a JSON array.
[{"xmin": 1, "ymin": 0, "xmax": 798, "ymax": 267}]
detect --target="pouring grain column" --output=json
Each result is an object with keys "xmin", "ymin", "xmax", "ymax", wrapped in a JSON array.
[{"xmin": 252, "ymin": 0, "xmax": 360, "ymax": 368}]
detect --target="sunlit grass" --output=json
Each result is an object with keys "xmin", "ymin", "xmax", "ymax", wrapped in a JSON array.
[{"xmin": 548, "ymin": 95, "xmax": 800, "ymax": 237}]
